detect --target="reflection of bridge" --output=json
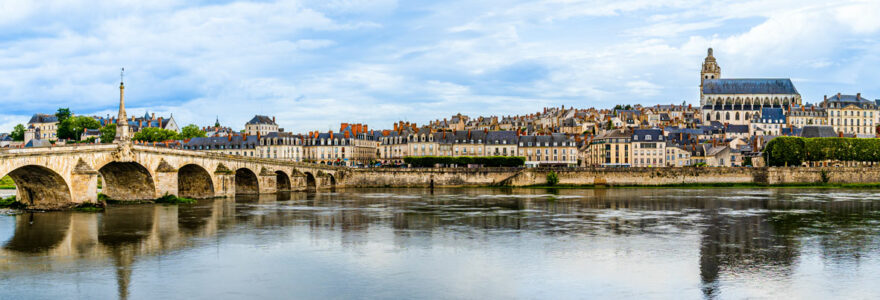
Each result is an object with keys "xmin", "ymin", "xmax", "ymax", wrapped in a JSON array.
[{"xmin": 0, "ymin": 143, "xmax": 344, "ymax": 209}]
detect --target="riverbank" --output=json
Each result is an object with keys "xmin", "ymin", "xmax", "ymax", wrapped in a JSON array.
[{"xmin": 346, "ymin": 167, "xmax": 880, "ymax": 187}]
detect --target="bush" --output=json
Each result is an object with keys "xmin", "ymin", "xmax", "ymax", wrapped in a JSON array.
[
  {"xmin": 0, "ymin": 195, "xmax": 25, "ymax": 209},
  {"xmin": 403, "ymin": 156, "xmax": 525, "ymax": 167},
  {"xmin": 155, "ymin": 193, "xmax": 196, "ymax": 204},
  {"xmin": 766, "ymin": 137, "xmax": 880, "ymax": 166},
  {"xmin": 546, "ymin": 171, "xmax": 559, "ymax": 186}
]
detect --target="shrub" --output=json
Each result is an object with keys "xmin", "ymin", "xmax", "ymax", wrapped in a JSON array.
[
  {"xmin": 766, "ymin": 137, "xmax": 880, "ymax": 166},
  {"xmin": 546, "ymin": 171, "xmax": 559, "ymax": 186},
  {"xmin": 155, "ymin": 193, "xmax": 196, "ymax": 204}
]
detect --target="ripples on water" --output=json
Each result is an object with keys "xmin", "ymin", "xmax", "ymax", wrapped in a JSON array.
[{"xmin": 2, "ymin": 188, "xmax": 880, "ymax": 299}]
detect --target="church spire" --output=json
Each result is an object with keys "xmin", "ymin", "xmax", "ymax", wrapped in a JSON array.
[{"xmin": 114, "ymin": 68, "xmax": 131, "ymax": 143}]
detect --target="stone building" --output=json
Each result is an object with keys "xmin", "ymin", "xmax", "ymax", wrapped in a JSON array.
[
  {"xmin": 583, "ymin": 129, "xmax": 631, "ymax": 167},
  {"xmin": 25, "ymin": 114, "xmax": 58, "ymax": 144},
  {"xmin": 517, "ymin": 133, "xmax": 577, "ymax": 167},
  {"xmin": 631, "ymin": 129, "xmax": 665, "ymax": 167},
  {"xmin": 788, "ymin": 106, "xmax": 828, "ymax": 128},
  {"xmin": 749, "ymin": 108, "xmax": 786, "ymax": 136},
  {"xmin": 820, "ymin": 93, "xmax": 877, "ymax": 136},
  {"xmin": 245, "ymin": 115, "xmax": 279, "ymax": 136},
  {"xmin": 699, "ymin": 48, "xmax": 801, "ymax": 125}
]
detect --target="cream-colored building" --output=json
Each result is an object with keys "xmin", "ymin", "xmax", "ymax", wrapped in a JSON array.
[
  {"xmin": 821, "ymin": 93, "xmax": 877, "ymax": 136},
  {"xmin": 245, "ymin": 115, "xmax": 279, "ymax": 136},
  {"xmin": 584, "ymin": 129, "xmax": 631, "ymax": 167},
  {"xmin": 631, "ymin": 129, "xmax": 665, "ymax": 167},
  {"xmin": 517, "ymin": 134, "xmax": 577, "ymax": 167}
]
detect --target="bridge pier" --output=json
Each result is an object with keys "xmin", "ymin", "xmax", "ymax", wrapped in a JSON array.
[
  {"xmin": 70, "ymin": 161, "xmax": 99, "ymax": 204},
  {"xmin": 154, "ymin": 170, "xmax": 178, "ymax": 198},
  {"xmin": 214, "ymin": 174, "xmax": 236, "ymax": 198},
  {"xmin": 69, "ymin": 171, "xmax": 98, "ymax": 204},
  {"xmin": 258, "ymin": 174, "xmax": 277, "ymax": 194}
]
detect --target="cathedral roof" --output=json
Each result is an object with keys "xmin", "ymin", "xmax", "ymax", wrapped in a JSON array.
[{"xmin": 702, "ymin": 79, "xmax": 799, "ymax": 95}]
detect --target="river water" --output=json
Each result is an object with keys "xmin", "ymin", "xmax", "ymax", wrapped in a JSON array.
[{"xmin": 1, "ymin": 188, "xmax": 880, "ymax": 299}]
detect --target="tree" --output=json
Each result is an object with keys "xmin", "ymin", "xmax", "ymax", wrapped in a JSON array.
[
  {"xmin": 133, "ymin": 127, "xmax": 179, "ymax": 142},
  {"xmin": 67, "ymin": 116, "xmax": 100, "ymax": 140},
  {"xmin": 605, "ymin": 119, "xmax": 614, "ymax": 130},
  {"xmin": 99, "ymin": 125, "xmax": 116, "ymax": 143},
  {"xmin": 57, "ymin": 116, "xmax": 100, "ymax": 140},
  {"xmin": 546, "ymin": 171, "xmax": 559, "ymax": 186},
  {"xmin": 10, "ymin": 124, "xmax": 25, "ymax": 141},
  {"xmin": 55, "ymin": 108, "xmax": 71, "ymax": 123},
  {"xmin": 179, "ymin": 124, "xmax": 206, "ymax": 139}
]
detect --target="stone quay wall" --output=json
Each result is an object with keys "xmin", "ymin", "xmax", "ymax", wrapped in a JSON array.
[{"xmin": 346, "ymin": 167, "xmax": 880, "ymax": 187}]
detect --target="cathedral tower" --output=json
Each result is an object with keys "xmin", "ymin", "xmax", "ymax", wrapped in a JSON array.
[{"xmin": 701, "ymin": 48, "xmax": 720, "ymax": 81}]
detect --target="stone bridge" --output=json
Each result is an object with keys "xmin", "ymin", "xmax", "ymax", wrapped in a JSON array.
[{"xmin": 0, "ymin": 143, "xmax": 345, "ymax": 209}]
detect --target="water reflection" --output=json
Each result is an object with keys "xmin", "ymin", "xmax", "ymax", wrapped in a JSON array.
[{"xmin": 1, "ymin": 188, "xmax": 880, "ymax": 299}]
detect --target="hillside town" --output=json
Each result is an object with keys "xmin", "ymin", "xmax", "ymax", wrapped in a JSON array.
[{"xmin": 2, "ymin": 48, "xmax": 877, "ymax": 168}]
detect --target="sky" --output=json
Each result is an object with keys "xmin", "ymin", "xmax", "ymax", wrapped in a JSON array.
[{"xmin": 0, "ymin": 0, "xmax": 878, "ymax": 133}]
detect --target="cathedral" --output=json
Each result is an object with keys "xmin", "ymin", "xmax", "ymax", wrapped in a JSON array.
[{"xmin": 699, "ymin": 48, "xmax": 801, "ymax": 125}]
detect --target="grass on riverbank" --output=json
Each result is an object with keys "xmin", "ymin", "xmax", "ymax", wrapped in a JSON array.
[
  {"xmin": 0, "ymin": 195, "xmax": 26, "ymax": 209},
  {"xmin": 520, "ymin": 182, "xmax": 880, "ymax": 189},
  {"xmin": 1, "ymin": 175, "xmax": 14, "ymax": 190}
]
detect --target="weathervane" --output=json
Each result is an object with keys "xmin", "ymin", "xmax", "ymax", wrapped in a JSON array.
[{"xmin": 121, "ymin": 67, "xmax": 124, "ymax": 84}]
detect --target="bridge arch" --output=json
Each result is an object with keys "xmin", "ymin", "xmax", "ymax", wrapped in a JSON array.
[
  {"xmin": 178, "ymin": 164, "xmax": 215, "ymax": 198},
  {"xmin": 328, "ymin": 174, "xmax": 337, "ymax": 189},
  {"xmin": 2, "ymin": 165, "xmax": 72, "ymax": 208},
  {"xmin": 275, "ymin": 171, "xmax": 291, "ymax": 191},
  {"xmin": 235, "ymin": 168, "xmax": 259, "ymax": 194},
  {"xmin": 304, "ymin": 172, "xmax": 317, "ymax": 191},
  {"xmin": 99, "ymin": 162, "xmax": 156, "ymax": 201}
]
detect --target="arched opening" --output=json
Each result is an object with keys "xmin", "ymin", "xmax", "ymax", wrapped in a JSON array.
[
  {"xmin": 328, "ymin": 174, "xmax": 337, "ymax": 190},
  {"xmin": 235, "ymin": 168, "xmax": 259, "ymax": 194},
  {"xmin": 276, "ymin": 171, "xmax": 291, "ymax": 191},
  {"xmin": 99, "ymin": 162, "xmax": 156, "ymax": 201},
  {"xmin": 304, "ymin": 172, "xmax": 317, "ymax": 191},
  {"xmin": 178, "ymin": 164, "xmax": 214, "ymax": 199},
  {"xmin": 4, "ymin": 165, "xmax": 72, "ymax": 208}
]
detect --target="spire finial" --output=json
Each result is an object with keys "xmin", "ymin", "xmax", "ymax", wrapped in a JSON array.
[{"xmin": 120, "ymin": 67, "xmax": 125, "ymax": 85}]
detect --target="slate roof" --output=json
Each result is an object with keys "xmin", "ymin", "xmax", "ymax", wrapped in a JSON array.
[
  {"xmin": 486, "ymin": 131, "xmax": 517, "ymax": 144},
  {"xmin": 246, "ymin": 115, "xmax": 276, "ymax": 125},
  {"xmin": 800, "ymin": 125, "xmax": 837, "ymax": 138},
  {"xmin": 183, "ymin": 135, "xmax": 258, "ymax": 150},
  {"xmin": 757, "ymin": 108, "xmax": 786, "ymax": 123},
  {"xmin": 701, "ymin": 79, "xmax": 799, "ymax": 95},
  {"xmin": 28, "ymin": 114, "xmax": 58, "ymax": 124},
  {"xmin": 518, "ymin": 133, "xmax": 574, "ymax": 147},
  {"xmin": 632, "ymin": 129, "xmax": 664, "ymax": 142},
  {"xmin": 726, "ymin": 124, "xmax": 749, "ymax": 134}
]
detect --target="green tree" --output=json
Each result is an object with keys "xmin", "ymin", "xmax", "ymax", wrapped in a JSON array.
[
  {"xmin": 546, "ymin": 171, "xmax": 559, "ymax": 186},
  {"xmin": 55, "ymin": 108, "xmax": 71, "ymax": 123},
  {"xmin": 133, "ymin": 127, "xmax": 179, "ymax": 142},
  {"xmin": 178, "ymin": 124, "xmax": 206, "ymax": 139},
  {"xmin": 99, "ymin": 125, "xmax": 116, "ymax": 143},
  {"xmin": 10, "ymin": 124, "xmax": 25, "ymax": 141},
  {"xmin": 65, "ymin": 116, "xmax": 100, "ymax": 140},
  {"xmin": 605, "ymin": 119, "xmax": 614, "ymax": 130}
]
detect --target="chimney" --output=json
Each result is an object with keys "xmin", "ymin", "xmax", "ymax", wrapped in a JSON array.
[
  {"xmin": 837, "ymin": 92, "xmax": 842, "ymax": 99},
  {"xmin": 151, "ymin": 113, "xmax": 155, "ymax": 119},
  {"xmin": 857, "ymin": 93, "xmax": 861, "ymax": 100},
  {"xmin": 272, "ymin": 116, "xmax": 275, "ymax": 122}
]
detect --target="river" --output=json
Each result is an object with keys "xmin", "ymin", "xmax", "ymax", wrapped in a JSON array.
[{"xmin": 1, "ymin": 188, "xmax": 879, "ymax": 299}]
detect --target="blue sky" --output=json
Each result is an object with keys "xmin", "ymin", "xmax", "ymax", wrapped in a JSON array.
[{"xmin": 0, "ymin": 0, "xmax": 878, "ymax": 133}]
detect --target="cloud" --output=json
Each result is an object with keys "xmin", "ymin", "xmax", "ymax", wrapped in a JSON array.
[{"xmin": 0, "ymin": 0, "xmax": 878, "ymax": 133}]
